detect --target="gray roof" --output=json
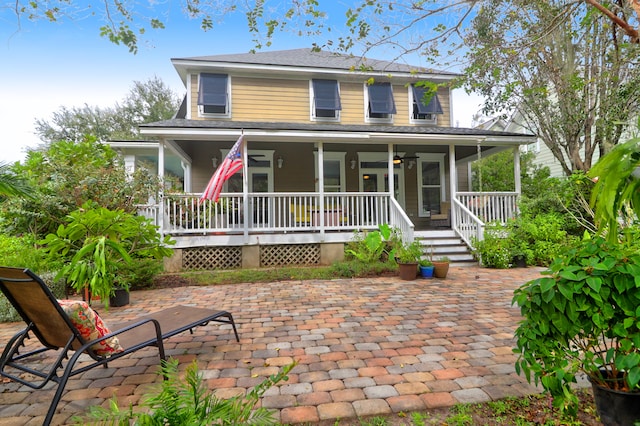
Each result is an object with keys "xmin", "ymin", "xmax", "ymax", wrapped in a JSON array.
[
  {"xmin": 140, "ymin": 119, "xmax": 533, "ymax": 139},
  {"xmin": 173, "ymin": 48, "xmax": 459, "ymax": 77}
]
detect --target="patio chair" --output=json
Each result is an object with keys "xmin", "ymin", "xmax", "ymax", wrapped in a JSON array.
[{"xmin": 0, "ymin": 266, "xmax": 239, "ymax": 425}]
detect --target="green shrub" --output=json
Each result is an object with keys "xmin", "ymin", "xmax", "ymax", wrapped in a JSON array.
[
  {"xmin": 0, "ymin": 235, "xmax": 67, "ymax": 322},
  {"xmin": 473, "ymin": 226, "xmax": 511, "ymax": 269},
  {"xmin": 345, "ymin": 224, "xmax": 399, "ymax": 263},
  {"xmin": 0, "ymin": 234, "xmax": 57, "ymax": 273},
  {"xmin": 329, "ymin": 259, "xmax": 396, "ymax": 277}
]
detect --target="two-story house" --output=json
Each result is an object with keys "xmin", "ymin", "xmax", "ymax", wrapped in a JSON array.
[{"xmin": 110, "ymin": 48, "xmax": 536, "ymax": 271}]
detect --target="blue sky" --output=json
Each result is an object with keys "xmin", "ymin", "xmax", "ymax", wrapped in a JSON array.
[{"xmin": 0, "ymin": 2, "xmax": 484, "ymax": 163}]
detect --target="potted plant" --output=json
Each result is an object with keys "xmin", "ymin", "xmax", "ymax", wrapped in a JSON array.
[
  {"xmin": 513, "ymin": 235, "xmax": 640, "ymax": 423},
  {"xmin": 41, "ymin": 201, "xmax": 174, "ymax": 308},
  {"xmin": 394, "ymin": 239, "xmax": 423, "ymax": 280},
  {"xmin": 514, "ymin": 135, "xmax": 640, "ymax": 424},
  {"xmin": 418, "ymin": 259, "xmax": 434, "ymax": 278},
  {"xmin": 432, "ymin": 256, "xmax": 450, "ymax": 278}
]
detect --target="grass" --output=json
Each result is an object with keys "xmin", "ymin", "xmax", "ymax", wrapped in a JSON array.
[
  {"xmin": 286, "ymin": 390, "xmax": 598, "ymax": 425},
  {"xmin": 175, "ymin": 260, "xmax": 398, "ymax": 286}
]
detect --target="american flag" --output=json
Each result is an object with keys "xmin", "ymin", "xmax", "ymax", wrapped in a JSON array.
[{"xmin": 200, "ymin": 135, "xmax": 244, "ymax": 203}]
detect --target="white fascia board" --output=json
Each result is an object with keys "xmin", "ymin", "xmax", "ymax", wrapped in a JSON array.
[
  {"xmin": 171, "ymin": 59, "xmax": 458, "ymax": 83},
  {"xmin": 107, "ymin": 140, "xmax": 191, "ymax": 163},
  {"xmin": 140, "ymin": 127, "xmax": 371, "ymax": 141},
  {"xmin": 108, "ymin": 141, "xmax": 159, "ymax": 149}
]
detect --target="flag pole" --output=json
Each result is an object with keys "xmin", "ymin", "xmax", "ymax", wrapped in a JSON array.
[{"xmin": 241, "ymin": 130, "xmax": 249, "ymax": 242}]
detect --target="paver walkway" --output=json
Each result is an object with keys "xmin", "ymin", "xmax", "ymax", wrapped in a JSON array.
[{"xmin": 0, "ymin": 266, "xmax": 546, "ymax": 425}]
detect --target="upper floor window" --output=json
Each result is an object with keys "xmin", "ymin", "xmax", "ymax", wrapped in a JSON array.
[
  {"xmin": 366, "ymin": 82, "xmax": 396, "ymax": 122},
  {"xmin": 311, "ymin": 79, "xmax": 341, "ymax": 121},
  {"xmin": 410, "ymin": 85, "xmax": 443, "ymax": 124},
  {"xmin": 198, "ymin": 73, "xmax": 229, "ymax": 117}
]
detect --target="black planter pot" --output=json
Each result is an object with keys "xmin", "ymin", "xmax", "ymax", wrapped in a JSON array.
[
  {"xmin": 513, "ymin": 255, "xmax": 527, "ymax": 268},
  {"xmin": 109, "ymin": 288, "xmax": 130, "ymax": 307},
  {"xmin": 590, "ymin": 374, "xmax": 640, "ymax": 426}
]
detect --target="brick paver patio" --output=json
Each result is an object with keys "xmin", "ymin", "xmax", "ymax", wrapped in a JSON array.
[{"xmin": 0, "ymin": 266, "xmax": 546, "ymax": 425}]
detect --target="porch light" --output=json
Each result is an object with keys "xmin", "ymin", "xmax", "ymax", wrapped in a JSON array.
[
  {"xmin": 212, "ymin": 157, "xmax": 219, "ymax": 168},
  {"xmin": 363, "ymin": 174, "xmax": 370, "ymax": 180},
  {"xmin": 277, "ymin": 156, "xmax": 284, "ymax": 169},
  {"xmin": 408, "ymin": 160, "xmax": 416, "ymax": 169},
  {"xmin": 350, "ymin": 159, "xmax": 356, "ymax": 169},
  {"xmin": 393, "ymin": 155, "xmax": 403, "ymax": 165}
]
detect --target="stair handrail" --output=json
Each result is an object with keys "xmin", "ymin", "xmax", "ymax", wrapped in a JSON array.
[{"xmin": 452, "ymin": 197, "xmax": 485, "ymax": 249}]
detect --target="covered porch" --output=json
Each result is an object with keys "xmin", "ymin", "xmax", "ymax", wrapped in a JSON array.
[{"xmin": 115, "ymin": 121, "xmax": 534, "ymax": 270}]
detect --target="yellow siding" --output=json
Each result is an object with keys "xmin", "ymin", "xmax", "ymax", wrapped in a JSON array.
[
  {"xmin": 189, "ymin": 73, "xmax": 452, "ymax": 127},
  {"xmin": 233, "ymin": 77, "xmax": 310, "ymax": 122}
]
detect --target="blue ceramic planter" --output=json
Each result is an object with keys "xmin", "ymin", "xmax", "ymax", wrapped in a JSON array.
[{"xmin": 419, "ymin": 265, "xmax": 434, "ymax": 278}]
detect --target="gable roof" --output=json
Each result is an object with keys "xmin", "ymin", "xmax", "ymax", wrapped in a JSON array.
[{"xmin": 172, "ymin": 48, "xmax": 459, "ymax": 80}]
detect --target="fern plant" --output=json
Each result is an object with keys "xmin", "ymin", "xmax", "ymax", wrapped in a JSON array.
[{"xmin": 77, "ymin": 358, "xmax": 295, "ymax": 425}]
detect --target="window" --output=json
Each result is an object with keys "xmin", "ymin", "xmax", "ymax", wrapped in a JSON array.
[
  {"xmin": 411, "ymin": 85, "xmax": 443, "ymax": 123},
  {"xmin": 311, "ymin": 79, "xmax": 341, "ymax": 120},
  {"xmin": 198, "ymin": 73, "xmax": 229, "ymax": 116},
  {"xmin": 417, "ymin": 154, "xmax": 446, "ymax": 217},
  {"xmin": 366, "ymin": 83, "xmax": 396, "ymax": 122}
]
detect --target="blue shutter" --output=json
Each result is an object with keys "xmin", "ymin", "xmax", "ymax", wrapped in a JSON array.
[
  {"xmin": 412, "ymin": 85, "xmax": 443, "ymax": 114},
  {"xmin": 313, "ymin": 79, "xmax": 341, "ymax": 111},
  {"xmin": 198, "ymin": 74, "xmax": 228, "ymax": 107},
  {"xmin": 368, "ymin": 83, "xmax": 397, "ymax": 114}
]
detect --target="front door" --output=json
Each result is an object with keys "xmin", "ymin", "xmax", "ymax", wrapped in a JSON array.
[
  {"xmin": 359, "ymin": 169, "xmax": 405, "ymax": 207},
  {"xmin": 225, "ymin": 150, "xmax": 274, "ymax": 227}
]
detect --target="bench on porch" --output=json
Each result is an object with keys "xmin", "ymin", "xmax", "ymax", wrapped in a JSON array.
[
  {"xmin": 429, "ymin": 202, "xmax": 451, "ymax": 228},
  {"xmin": 290, "ymin": 203, "xmax": 346, "ymax": 226}
]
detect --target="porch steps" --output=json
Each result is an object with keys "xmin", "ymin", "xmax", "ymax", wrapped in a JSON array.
[{"xmin": 414, "ymin": 230, "xmax": 477, "ymax": 267}]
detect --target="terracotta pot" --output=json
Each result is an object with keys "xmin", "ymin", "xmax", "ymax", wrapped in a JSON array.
[
  {"xmin": 432, "ymin": 261, "xmax": 449, "ymax": 278},
  {"xmin": 398, "ymin": 262, "xmax": 418, "ymax": 280}
]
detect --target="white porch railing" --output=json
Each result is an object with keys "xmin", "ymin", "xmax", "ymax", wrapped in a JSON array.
[
  {"xmin": 456, "ymin": 192, "xmax": 519, "ymax": 224},
  {"xmin": 141, "ymin": 192, "xmax": 414, "ymax": 240},
  {"xmin": 452, "ymin": 192, "xmax": 519, "ymax": 247}
]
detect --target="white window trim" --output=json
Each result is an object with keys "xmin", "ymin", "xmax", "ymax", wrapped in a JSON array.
[
  {"xmin": 220, "ymin": 149, "xmax": 274, "ymax": 192},
  {"xmin": 309, "ymin": 80, "xmax": 341, "ymax": 122},
  {"xmin": 364, "ymin": 83, "xmax": 395, "ymax": 124},
  {"xmin": 198, "ymin": 74, "xmax": 232, "ymax": 119},
  {"xmin": 416, "ymin": 153, "xmax": 446, "ymax": 218},
  {"xmin": 408, "ymin": 86, "xmax": 438, "ymax": 125},
  {"xmin": 313, "ymin": 151, "xmax": 346, "ymax": 192},
  {"xmin": 357, "ymin": 152, "xmax": 405, "ymax": 207}
]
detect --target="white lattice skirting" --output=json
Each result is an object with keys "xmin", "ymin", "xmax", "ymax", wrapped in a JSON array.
[{"xmin": 182, "ymin": 244, "xmax": 321, "ymax": 270}]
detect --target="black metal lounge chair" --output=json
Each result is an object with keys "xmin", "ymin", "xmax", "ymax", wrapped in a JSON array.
[{"xmin": 0, "ymin": 266, "xmax": 239, "ymax": 425}]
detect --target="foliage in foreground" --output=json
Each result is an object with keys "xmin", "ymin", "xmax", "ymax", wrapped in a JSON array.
[
  {"xmin": 513, "ymin": 234, "xmax": 640, "ymax": 417},
  {"xmin": 78, "ymin": 358, "xmax": 295, "ymax": 425}
]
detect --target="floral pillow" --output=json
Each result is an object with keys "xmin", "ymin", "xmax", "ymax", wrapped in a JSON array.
[{"xmin": 57, "ymin": 300, "xmax": 124, "ymax": 357}]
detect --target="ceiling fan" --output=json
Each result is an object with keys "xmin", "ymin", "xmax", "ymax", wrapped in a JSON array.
[{"xmin": 394, "ymin": 145, "xmax": 419, "ymax": 164}]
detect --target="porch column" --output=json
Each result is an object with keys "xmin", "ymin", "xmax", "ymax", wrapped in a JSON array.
[
  {"xmin": 448, "ymin": 144, "xmax": 456, "ymax": 227},
  {"xmin": 387, "ymin": 144, "xmax": 395, "ymax": 199},
  {"xmin": 317, "ymin": 142, "xmax": 325, "ymax": 241},
  {"xmin": 513, "ymin": 146, "xmax": 521, "ymax": 195},
  {"xmin": 158, "ymin": 139, "xmax": 166, "ymax": 237}
]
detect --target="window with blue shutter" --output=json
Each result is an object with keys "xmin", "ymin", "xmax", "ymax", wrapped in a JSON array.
[
  {"xmin": 312, "ymin": 79, "xmax": 341, "ymax": 119},
  {"xmin": 367, "ymin": 83, "xmax": 396, "ymax": 119},
  {"xmin": 198, "ymin": 73, "xmax": 228, "ymax": 115},
  {"xmin": 412, "ymin": 85, "xmax": 443, "ymax": 121}
]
